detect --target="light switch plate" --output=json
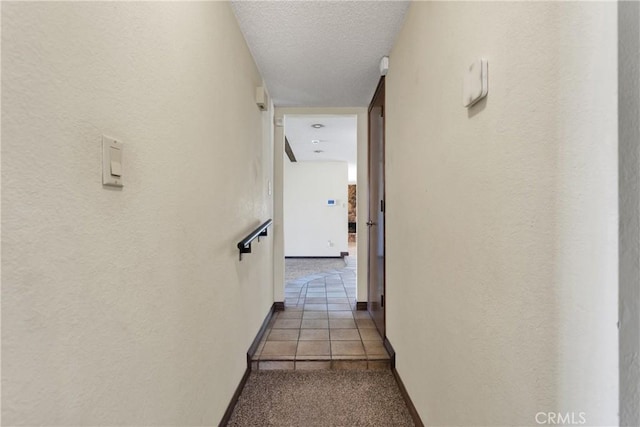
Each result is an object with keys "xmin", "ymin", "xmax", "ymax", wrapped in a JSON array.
[
  {"xmin": 102, "ymin": 135, "xmax": 123, "ymax": 187},
  {"xmin": 463, "ymin": 59, "xmax": 488, "ymax": 108}
]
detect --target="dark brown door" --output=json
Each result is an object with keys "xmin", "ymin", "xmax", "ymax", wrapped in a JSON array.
[{"xmin": 367, "ymin": 78, "xmax": 385, "ymax": 336}]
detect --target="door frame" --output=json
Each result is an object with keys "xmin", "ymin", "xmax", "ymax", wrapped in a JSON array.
[{"xmin": 367, "ymin": 77, "xmax": 386, "ymax": 336}]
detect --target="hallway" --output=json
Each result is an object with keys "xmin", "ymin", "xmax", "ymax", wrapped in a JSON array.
[{"xmin": 1, "ymin": 1, "xmax": 629, "ymax": 426}]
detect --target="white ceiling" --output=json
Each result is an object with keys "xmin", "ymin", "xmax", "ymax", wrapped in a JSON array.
[
  {"xmin": 285, "ymin": 115, "xmax": 358, "ymax": 182},
  {"xmin": 230, "ymin": 1, "xmax": 410, "ymax": 107}
]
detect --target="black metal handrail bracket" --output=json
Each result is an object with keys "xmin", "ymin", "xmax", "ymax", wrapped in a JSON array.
[{"xmin": 237, "ymin": 219, "xmax": 273, "ymax": 261}]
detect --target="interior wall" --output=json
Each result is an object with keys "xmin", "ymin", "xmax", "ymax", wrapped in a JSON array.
[
  {"xmin": 273, "ymin": 117, "xmax": 286, "ymax": 303},
  {"xmin": 274, "ymin": 108, "xmax": 368, "ymax": 302},
  {"xmin": 355, "ymin": 110, "xmax": 369, "ymax": 303},
  {"xmin": 385, "ymin": 2, "xmax": 618, "ymax": 425},
  {"xmin": 619, "ymin": 1, "xmax": 640, "ymax": 425},
  {"xmin": 284, "ymin": 161, "xmax": 348, "ymax": 257},
  {"xmin": 1, "ymin": 2, "xmax": 273, "ymax": 425}
]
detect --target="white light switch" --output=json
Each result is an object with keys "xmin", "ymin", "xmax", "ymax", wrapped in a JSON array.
[
  {"xmin": 110, "ymin": 160, "xmax": 122, "ymax": 177},
  {"xmin": 110, "ymin": 147, "xmax": 122, "ymax": 176},
  {"xmin": 102, "ymin": 136, "xmax": 124, "ymax": 187},
  {"xmin": 463, "ymin": 59, "xmax": 488, "ymax": 108}
]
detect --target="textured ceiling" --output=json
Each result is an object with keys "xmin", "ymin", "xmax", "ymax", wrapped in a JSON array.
[
  {"xmin": 231, "ymin": 1, "xmax": 410, "ymax": 107},
  {"xmin": 286, "ymin": 115, "xmax": 357, "ymax": 182}
]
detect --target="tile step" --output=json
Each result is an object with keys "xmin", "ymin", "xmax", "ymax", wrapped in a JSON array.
[{"xmin": 252, "ymin": 359, "xmax": 390, "ymax": 371}]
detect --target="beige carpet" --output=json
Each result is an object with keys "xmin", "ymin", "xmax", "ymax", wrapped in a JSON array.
[
  {"xmin": 285, "ymin": 258, "xmax": 347, "ymax": 282},
  {"xmin": 226, "ymin": 370, "xmax": 415, "ymax": 427}
]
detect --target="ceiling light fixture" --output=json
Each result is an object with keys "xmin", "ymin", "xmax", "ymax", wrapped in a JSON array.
[
  {"xmin": 312, "ymin": 139, "xmax": 320, "ymax": 144},
  {"xmin": 313, "ymin": 150, "xmax": 324, "ymax": 153},
  {"xmin": 311, "ymin": 123, "xmax": 324, "ymax": 129}
]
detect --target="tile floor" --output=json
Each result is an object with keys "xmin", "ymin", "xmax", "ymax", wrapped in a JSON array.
[{"xmin": 252, "ymin": 256, "xmax": 390, "ymax": 370}]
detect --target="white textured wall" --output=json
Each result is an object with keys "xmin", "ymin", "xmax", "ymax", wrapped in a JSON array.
[
  {"xmin": 284, "ymin": 161, "xmax": 348, "ymax": 257},
  {"xmin": 273, "ymin": 116, "xmax": 286, "ymax": 302},
  {"xmin": 386, "ymin": 2, "xmax": 618, "ymax": 426},
  {"xmin": 355, "ymin": 109, "xmax": 369, "ymax": 303},
  {"xmin": 619, "ymin": 1, "xmax": 640, "ymax": 425},
  {"xmin": 2, "ymin": 2, "xmax": 273, "ymax": 425}
]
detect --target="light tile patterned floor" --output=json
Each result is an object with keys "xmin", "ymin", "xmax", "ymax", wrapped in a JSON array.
[{"xmin": 252, "ymin": 256, "xmax": 390, "ymax": 370}]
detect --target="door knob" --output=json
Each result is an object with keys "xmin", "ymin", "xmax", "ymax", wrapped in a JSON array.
[{"xmin": 366, "ymin": 220, "xmax": 376, "ymax": 226}]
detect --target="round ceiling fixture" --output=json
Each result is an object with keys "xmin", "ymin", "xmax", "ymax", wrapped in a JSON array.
[
  {"xmin": 311, "ymin": 123, "xmax": 324, "ymax": 129},
  {"xmin": 313, "ymin": 150, "xmax": 324, "ymax": 153},
  {"xmin": 311, "ymin": 139, "xmax": 320, "ymax": 144}
]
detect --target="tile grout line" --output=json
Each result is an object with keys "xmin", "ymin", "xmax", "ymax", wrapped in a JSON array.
[{"xmin": 326, "ymin": 275, "xmax": 333, "ymax": 362}]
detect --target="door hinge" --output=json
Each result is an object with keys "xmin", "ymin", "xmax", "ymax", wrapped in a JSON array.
[
  {"xmin": 381, "ymin": 294, "xmax": 384, "ymax": 308},
  {"xmin": 380, "ymin": 200, "xmax": 385, "ymax": 212}
]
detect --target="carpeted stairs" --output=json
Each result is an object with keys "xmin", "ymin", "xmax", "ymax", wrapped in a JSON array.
[{"xmin": 226, "ymin": 370, "xmax": 415, "ymax": 426}]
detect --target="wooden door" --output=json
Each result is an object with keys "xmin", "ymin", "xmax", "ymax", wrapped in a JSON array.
[{"xmin": 367, "ymin": 78, "xmax": 385, "ymax": 336}]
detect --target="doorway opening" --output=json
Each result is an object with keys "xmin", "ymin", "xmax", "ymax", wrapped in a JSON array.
[{"xmin": 282, "ymin": 114, "xmax": 358, "ymax": 290}]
